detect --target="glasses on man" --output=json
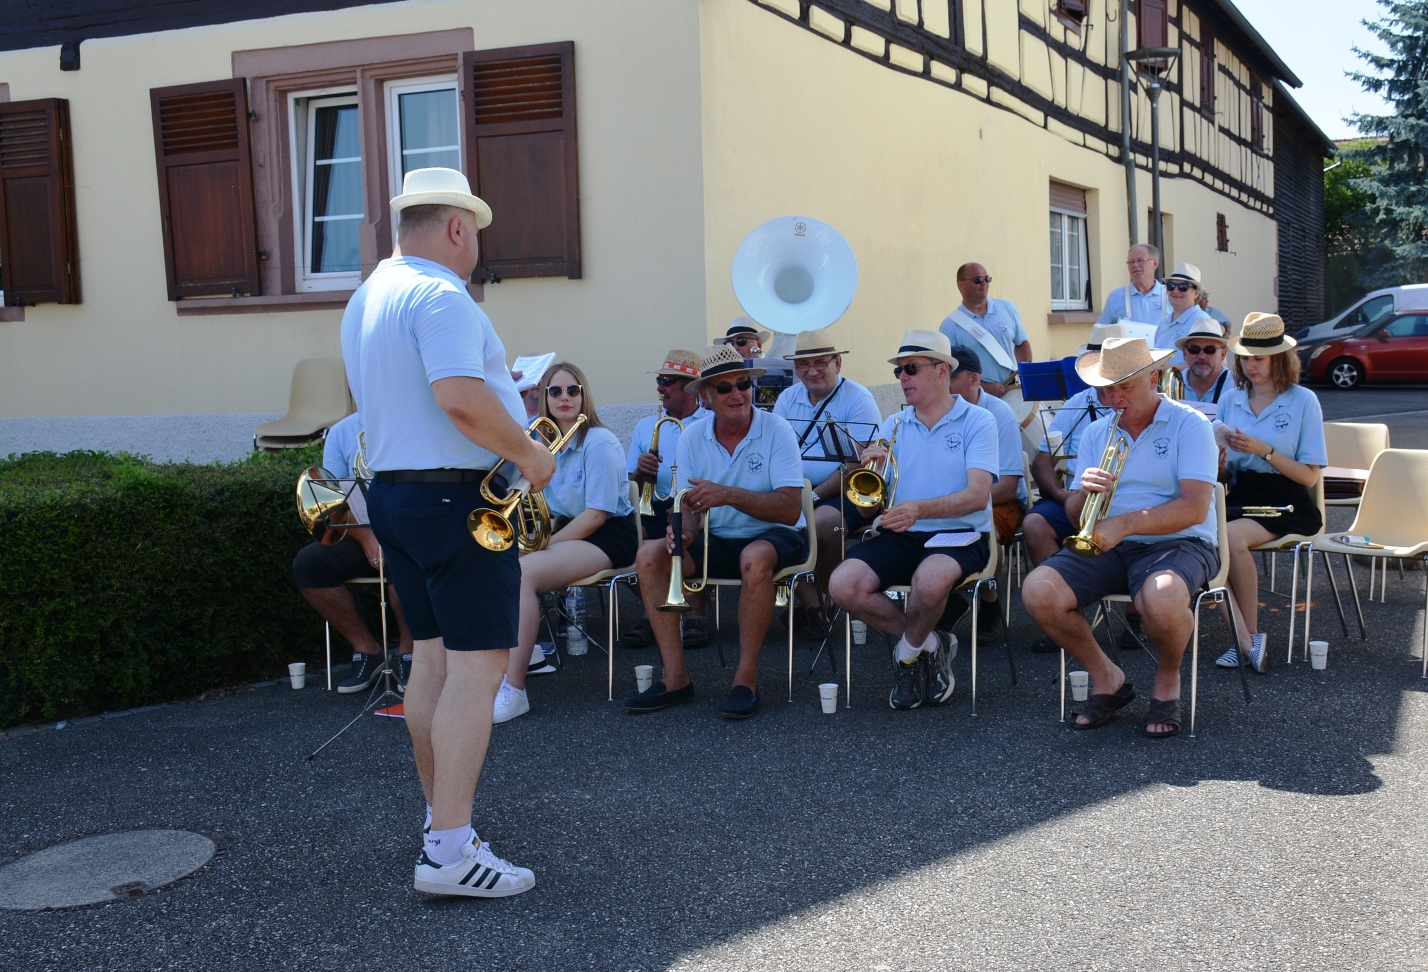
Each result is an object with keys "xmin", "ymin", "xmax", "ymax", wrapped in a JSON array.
[
  {"xmin": 712, "ymin": 378, "xmax": 754, "ymax": 395},
  {"xmin": 547, "ymin": 384, "xmax": 583, "ymax": 398},
  {"xmin": 963, "ymin": 275, "xmax": 992, "ymax": 285},
  {"xmin": 892, "ymin": 362, "xmax": 935, "ymax": 378},
  {"xmin": 1165, "ymin": 281, "xmax": 1197, "ymax": 293},
  {"xmin": 794, "ymin": 356, "xmax": 835, "ymax": 372},
  {"xmin": 655, "ymin": 375, "xmax": 686, "ymax": 388},
  {"xmin": 1126, "ymin": 258, "xmax": 1152, "ymax": 266},
  {"xmin": 1184, "ymin": 344, "xmax": 1223, "ymax": 357}
]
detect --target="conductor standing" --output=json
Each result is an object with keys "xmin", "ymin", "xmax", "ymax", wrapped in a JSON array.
[{"xmin": 341, "ymin": 168, "xmax": 555, "ymax": 897}]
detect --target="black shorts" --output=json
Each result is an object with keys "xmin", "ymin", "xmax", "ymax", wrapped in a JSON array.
[
  {"xmin": 640, "ymin": 496, "xmax": 672, "ymax": 546},
  {"xmin": 558, "ymin": 512, "xmax": 639, "ymax": 569},
  {"xmin": 844, "ymin": 530, "xmax": 991, "ymax": 588},
  {"xmin": 1026, "ymin": 497, "xmax": 1076, "ymax": 542},
  {"xmin": 690, "ymin": 527, "xmax": 810, "ymax": 580},
  {"xmin": 366, "ymin": 479, "xmax": 519, "ymax": 651},
  {"xmin": 814, "ymin": 491, "xmax": 877, "ymax": 527},
  {"xmin": 292, "ymin": 535, "xmax": 378, "ymax": 589},
  {"xmin": 1227, "ymin": 470, "xmax": 1322, "ymax": 539},
  {"xmin": 1043, "ymin": 538, "xmax": 1220, "ymax": 609}
]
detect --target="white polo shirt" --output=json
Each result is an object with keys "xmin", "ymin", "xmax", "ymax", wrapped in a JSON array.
[
  {"xmin": 773, "ymin": 376, "xmax": 883, "ymax": 487},
  {"xmin": 1099, "ymin": 281, "xmax": 1171, "ymax": 330},
  {"xmin": 625, "ymin": 407, "xmax": 710, "ymax": 499},
  {"xmin": 1039, "ymin": 386, "xmax": 1114, "ymax": 460},
  {"xmin": 1071, "ymin": 397, "xmax": 1218, "ymax": 545},
  {"xmin": 545, "ymin": 426, "xmax": 636, "ymax": 520},
  {"xmin": 1218, "ymin": 384, "xmax": 1328, "ymax": 475},
  {"xmin": 879, "ymin": 396, "xmax": 1000, "ymax": 534},
  {"xmin": 323, "ymin": 413, "xmax": 362, "ymax": 479},
  {"xmin": 938, "ymin": 298, "xmax": 1028, "ymax": 387},
  {"xmin": 967, "ymin": 387, "xmax": 1027, "ymax": 505},
  {"xmin": 675, "ymin": 408, "xmax": 806, "ymax": 538},
  {"xmin": 1156, "ymin": 306, "xmax": 1213, "ymax": 369},
  {"xmin": 340, "ymin": 256, "xmax": 525, "ymax": 471}
]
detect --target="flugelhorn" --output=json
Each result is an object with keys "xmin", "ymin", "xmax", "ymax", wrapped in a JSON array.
[
  {"xmin": 1157, "ymin": 366, "xmax": 1185, "ymax": 400},
  {"xmin": 846, "ymin": 417, "xmax": 901, "ymax": 510},
  {"xmin": 1230, "ymin": 505, "xmax": 1295, "ymax": 518},
  {"xmin": 658, "ymin": 486, "xmax": 711, "ymax": 612},
  {"xmin": 468, "ymin": 414, "xmax": 587, "ymax": 552},
  {"xmin": 296, "ymin": 467, "xmax": 350, "ymax": 545},
  {"xmin": 637, "ymin": 415, "xmax": 685, "ymax": 517},
  {"xmin": 1064, "ymin": 410, "xmax": 1129, "ymax": 557}
]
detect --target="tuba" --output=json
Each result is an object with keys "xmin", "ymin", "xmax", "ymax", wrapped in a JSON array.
[
  {"xmin": 468, "ymin": 415, "xmax": 586, "ymax": 552},
  {"xmin": 637, "ymin": 415, "xmax": 685, "ymax": 517},
  {"xmin": 1063, "ymin": 410, "xmax": 1129, "ymax": 557},
  {"xmin": 730, "ymin": 216, "xmax": 858, "ymax": 337},
  {"xmin": 658, "ymin": 485, "xmax": 711, "ymax": 612},
  {"xmin": 1157, "ymin": 366, "xmax": 1185, "ymax": 400},
  {"xmin": 846, "ymin": 417, "xmax": 901, "ymax": 510}
]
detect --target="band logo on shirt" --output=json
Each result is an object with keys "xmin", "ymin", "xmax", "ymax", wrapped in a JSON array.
[
  {"xmin": 746, "ymin": 453, "xmax": 764, "ymax": 473},
  {"xmin": 944, "ymin": 432, "xmax": 963, "ymax": 453},
  {"xmin": 572, "ymin": 467, "xmax": 584, "ymax": 486},
  {"xmin": 1274, "ymin": 413, "xmax": 1290, "ymax": 432},
  {"xmin": 1153, "ymin": 437, "xmax": 1171, "ymax": 459}
]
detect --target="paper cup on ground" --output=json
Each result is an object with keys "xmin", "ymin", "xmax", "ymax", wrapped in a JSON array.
[
  {"xmin": 1069, "ymin": 670, "xmax": 1090, "ymax": 701},
  {"xmin": 1309, "ymin": 640, "xmax": 1328, "ymax": 670},
  {"xmin": 818, "ymin": 682, "xmax": 839, "ymax": 714},
  {"xmin": 634, "ymin": 664, "xmax": 654, "ymax": 693},
  {"xmin": 289, "ymin": 662, "xmax": 306, "ymax": 689},
  {"xmin": 851, "ymin": 620, "xmax": 867, "ymax": 645}
]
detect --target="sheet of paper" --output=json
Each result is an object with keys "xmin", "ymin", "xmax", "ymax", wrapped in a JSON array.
[
  {"xmin": 511, "ymin": 352, "xmax": 556, "ymax": 392},
  {"xmin": 926, "ymin": 531, "xmax": 981, "ymax": 548},
  {"xmin": 1211, "ymin": 420, "xmax": 1232, "ymax": 450},
  {"xmin": 1115, "ymin": 319, "xmax": 1160, "ymax": 345},
  {"xmin": 1183, "ymin": 401, "xmax": 1218, "ymax": 418}
]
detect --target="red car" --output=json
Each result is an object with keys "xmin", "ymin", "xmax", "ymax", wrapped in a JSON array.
[{"xmin": 1304, "ymin": 310, "xmax": 1428, "ymax": 388}]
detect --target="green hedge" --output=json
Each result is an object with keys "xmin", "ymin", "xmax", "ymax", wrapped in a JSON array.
[{"xmin": 0, "ymin": 447, "xmax": 331, "ymax": 728}]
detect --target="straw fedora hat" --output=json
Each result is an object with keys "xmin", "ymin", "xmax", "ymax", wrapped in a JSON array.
[
  {"xmin": 887, "ymin": 328, "xmax": 958, "ymax": 368},
  {"xmin": 390, "ymin": 167, "xmax": 493, "ymax": 229},
  {"xmin": 1229, "ymin": 312, "xmax": 1298, "ymax": 356},
  {"xmin": 784, "ymin": 328, "xmax": 849, "ymax": 360},
  {"xmin": 1075, "ymin": 337, "xmax": 1176, "ymax": 387},
  {"xmin": 1076, "ymin": 321, "xmax": 1129, "ymax": 355},
  {"xmin": 1174, "ymin": 317, "xmax": 1228, "ymax": 351},
  {"xmin": 686, "ymin": 345, "xmax": 767, "ymax": 392},
  {"xmin": 649, "ymin": 349, "xmax": 703, "ymax": 379},
  {"xmin": 713, "ymin": 317, "xmax": 772, "ymax": 348}
]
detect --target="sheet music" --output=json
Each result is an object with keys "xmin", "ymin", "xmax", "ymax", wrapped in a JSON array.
[
  {"xmin": 783, "ymin": 418, "xmax": 881, "ymax": 461},
  {"xmin": 926, "ymin": 531, "xmax": 981, "ymax": 548},
  {"xmin": 511, "ymin": 353, "xmax": 556, "ymax": 392}
]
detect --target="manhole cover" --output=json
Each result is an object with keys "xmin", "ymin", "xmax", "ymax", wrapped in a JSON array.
[{"xmin": 0, "ymin": 830, "xmax": 215, "ymax": 911}]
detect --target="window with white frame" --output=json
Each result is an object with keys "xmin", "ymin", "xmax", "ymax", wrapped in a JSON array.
[
  {"xmin": 290, "ymin": 90, "xmax": 363, "ymax": 291},
  {"xmin": 386, "ymin": 76, "xmax": 460, "ymax": 199},
  {"xmin": 1050, "ymin": 209, "xmax": 1090, "ymax": 311}
]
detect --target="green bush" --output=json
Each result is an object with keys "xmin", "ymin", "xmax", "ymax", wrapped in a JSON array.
[{"xmin": 0, "ymin": 447, "xmax": 331, "ymax": 728}]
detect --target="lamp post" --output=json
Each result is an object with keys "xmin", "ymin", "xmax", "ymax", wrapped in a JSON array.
[{"xmin": 1125, "ymin": 46, "xmax": 1180, "ymax": 260}]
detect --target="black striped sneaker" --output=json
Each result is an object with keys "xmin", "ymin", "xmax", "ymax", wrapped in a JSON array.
[{"xmin": 413, "ymin": 836, "xmax": 536, "ymax": 898}]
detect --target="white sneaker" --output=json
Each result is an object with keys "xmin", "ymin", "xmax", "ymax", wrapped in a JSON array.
[
  {"xmin": 492, "ymin": 681, "xmax": 529, "ymax": 724},
  {"xmin": 414, "ymin": 835, "xmax": 536, "ymax": 898}
]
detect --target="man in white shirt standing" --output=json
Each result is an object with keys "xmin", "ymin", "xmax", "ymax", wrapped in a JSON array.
[
  {"xmin": 938, "ymin": 263, "xmax": 1032, "ymax": 399},
  {"xmin": 1099, "ymin": 243, "xmax": 1171, "ymax": 334},
  {"xmin": 341, "ymin": 168, "xmax": 555, "ymax": 897}
]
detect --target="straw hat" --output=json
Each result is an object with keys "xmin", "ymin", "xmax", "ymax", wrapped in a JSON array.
[
  {"xmin": 1174, "ymin": 317, "xmax": 1228, "ymax": 351},
  {"xmin": 1075, "ymin": 337, "xmax": 1176, "ymax": 387},
  {"xmin": 390, "ymin": 167, "xmax": 492, "ymax": 229},
  {"xmin": 784, "ymin": 328, "xmax": 849, "ymax": 360},
  {"xmin": 887, "ymin": 328, "xmax": 958, "ymax": 368},
  {"xmin": 649, "ymin": 349, "xmax": 703, "ymax": 379},
  {"xmin": 686, "ymin": 345, "xmax": 767, "ymax": 392},
  {"xmin": 1229, "ymin": 312, "xmax": 1297, "ymax": 356},
  {"xmin": 1076, "ymin": 321, "xmax": 1129, "ymax": 355},
  {"xmin": 713, "ymin": 317, "xmax": 772, "ymax": 348}
]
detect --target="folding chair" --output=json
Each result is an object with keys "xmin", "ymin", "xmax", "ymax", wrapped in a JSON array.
[
  {"xmin": 1322, "ymin": 422, "xmax": 1390, "ymax": 508},
  {"xmin": 255, "ymin": 358, "xmax": 355, "ymax": 451},
  {"xmin": 559, "ymin": 483, "xmax": 645, "ymax": 700},
  {"xmin": 325, "ymin": 575, "xmax": 390, "ymax": 691},
  {"xmin": 1059, "ymin": 484, "xmax": 1244, "ymax": 737}
]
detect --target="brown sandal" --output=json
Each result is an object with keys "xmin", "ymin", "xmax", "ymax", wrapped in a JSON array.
[
  {"xmin": 1072, "ymin": 681, "xmax": 1135, "ymax": 730},
  {"xmin": 1142, "ymin": 698, "xmax": 1182, "ymax": 738}
]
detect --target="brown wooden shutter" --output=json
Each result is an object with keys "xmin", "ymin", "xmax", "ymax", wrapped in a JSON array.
[
  {"xmin": 0, "ymin": 98, "xmax": 80, "ymax": 305},
  {"xmin": 150, "ymin": 78, "xmax": 260, "ymax": 300},
  {"xmin": 1199, "ymin": 37, "xmax": 1216, "ymax": 114},
  {"xmin": 460, "ymin": 41, "xmax": 581, "ymax": 281},
  {"xmin": 1049, "ymin": 181, "xmax": 1087, "ymax": 215},
  {"xmin": 1136, "ymin": 0, "xmax": 1168, "ymax": 49}
]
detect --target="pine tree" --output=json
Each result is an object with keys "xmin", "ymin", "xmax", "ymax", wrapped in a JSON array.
[{"xmin": 1345, "ymin": 0, "xmax": 1428, "ymax": 286}]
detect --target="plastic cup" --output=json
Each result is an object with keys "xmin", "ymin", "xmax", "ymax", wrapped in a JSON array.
[
  {"xmin": 851, "ymin": 620, "xmax": 867, "ymax": 645},
  {"xmin": 1069, "ymin": 670, "xmax": 1090, "ymax": 702},
  {"xmin": 567, "ymin": 624, "xmax": 588, "ymax": 656},
  {"xmin": 1309, "ymin": 640, "xmax": 1328, "ymax": 670},
  {"xmin": 288, "ymin": 662, "xmax": 306, "ymax": 690},
  {"xmin": 635, "ymin": 664, "xmax": 654, "ymax": 693},
  {"xmin": 818, "ymin": 682, "xmax": 839, "ymax": 714}
]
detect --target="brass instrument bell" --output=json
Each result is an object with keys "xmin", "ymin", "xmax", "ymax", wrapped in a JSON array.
[
  {"xmin": 658, "ymin": 486, "xmax": 711, "ymax": 612},
  {"xmin": 638, "ymin": 415, "xmax": 685, "ymax": 517},
  {"xmin": 296, "ymin": 467, "xmax": 350, "ymax": 545},
  {"xmin": 846, "ymin": 417, "xmax": 901, "ymax": 510},
  {"xmin": 468, "ymin": 415, "xmax": 587, "ymax": 552}
]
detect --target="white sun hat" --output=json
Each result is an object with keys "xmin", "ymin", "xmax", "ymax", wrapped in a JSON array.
[{"xmin": 390, "ymin": 167, "xmax": 492, "ymax": 229}]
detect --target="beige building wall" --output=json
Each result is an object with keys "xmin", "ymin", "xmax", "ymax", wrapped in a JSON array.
[{"xmin": 0, "ymin": 0, "xmax": 706, "ymax": 419}]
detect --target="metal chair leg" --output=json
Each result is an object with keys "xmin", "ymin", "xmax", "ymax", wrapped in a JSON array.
[
  {"xmin": 845, "ymin": 609, "xmax": 852, "ymax": 709},
  {"xmin": 607, "ymin": 580, "xmax": 616, "ymax": 702},
  {"xmin": 325, "ymin": 622, "xmax": 333, "ymax": 691},
  {"xmin": 970, "ymin": 592, "xmax": 979, "ymax": 716},
  {"xmin": 1059, "ymin": 647, "xmax": 1066, "ymax": 723},
  {"xmin": 787, "ymin": 583, "xmax": 795, "ymax": 703},
  {"xmin": 1343, "ymin": 554, "xmax": 1368, "ymax": 640},
  {"xmin": 1322, "ymin": 551, "xmax": 1352, "ymax": 639},
  {"xmin": 1421, "ymin": 557, "xmax": 1428, "ymax": 678},
  {"xmin": 1285, "ymin": 544, "xmax": 1303, "ymax": 664},
  {"xmin": 1303, "ymin": 550, "xmax": 1316, "ymax": 659},
  {"xmin": 1190, "ymin": 593, "xmax": 1202, "ymax": 737}
]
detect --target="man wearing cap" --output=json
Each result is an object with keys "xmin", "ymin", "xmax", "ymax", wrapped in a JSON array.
[
  {"xmin": 342, "ymin": 167, "xmax": 555, "ymax": 896},
  {"xmin": 829, "ymin": 330, "xmax": 998, "ymax": 711},
  {"xmin": 623, "ymin": 350, "xmax": 710, "ymax": 648},
  {"xmin": 1176, "ymin": 318, "xmax": 1231, "ymax": 406},
  {"xmin": 773, "ymin": 329, "xmax": 883, "ymax": 632},
  {"xmin": 1198, "ymin": 290, "xmax": 1233, "ymax": 334},
  {"xmin": 938, "ymin": 263, "xmax": 1032, "ymax": 399},
  {"xmin": 1157, "ymin": 263, "xmax": 1214, "ymax": 370},
  {"xmin": 626, "ymin": 346, "xmax": 809, "ymax": 720},
  {"xmin": 1021, "ymin": 337, "xmax": 1219, "ymax": 739},
  {"xmin": 714, "ymin": 318, "xmax": 771, "ymax": 358},
  {"xmin": 945, "ymin": 345, "xmax": 1025, "ymax": 645},
  {"xmin": 1100, "ymin": 244, "xmax": 1171, "ymax": 333}
]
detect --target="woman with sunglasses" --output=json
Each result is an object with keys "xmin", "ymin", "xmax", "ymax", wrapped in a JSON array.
[
  {"xmin": 1214, "ymin": 313, "xmax": 1326, "ymax": 674},
  {"xmin": 1155, "ymin": 263, "xmax": 1214, "ymax": 371},
  {"xmin": 493, "ymin": 362, "xmax": 638, "ymax": 723}
]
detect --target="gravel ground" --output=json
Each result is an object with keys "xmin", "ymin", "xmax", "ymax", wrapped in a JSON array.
[{"xmin": 2, "ymin": 390, "xmax": 1425, "ymax": 971}]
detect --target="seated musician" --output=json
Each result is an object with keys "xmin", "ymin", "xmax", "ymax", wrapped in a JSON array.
[
  {"xmin": 1213, "ymin": 313, "xmax": 1325, "ymax": 673},
  {"xmin": 623, "ymin": 350, "xmax": 710, "ymax": 648},
  {"xmin": 494, "ymin": 363, "xmax": 639, "ymax": 723},
  {"xmin": 1156, "ymin": 264, "xmax": 1213, "ymax": 371},
  {"xmin": 714, "ymin": 318, "xmax": 769, "ymax": 358},
  {"xmin": 626, "ymin": 345, "xmax": 808, "ymax": 720},
  {"xmin": 828, "ymin": 330, "xmax": 998, "ymax": 711},
  {"xmin": 1177, "ymin": 319, "xmax": 1232, "ymax": 406},
  {"xmin": 1022, "ymin": 337, "xmax": 1220, "ymax": 739},
  {"xmin": 292, "ymin": 411, "xmax": 414, "ymax": 693},
  {"xmin": 773, "ymin": 328, "xmax": 883, "ymax": 637}
]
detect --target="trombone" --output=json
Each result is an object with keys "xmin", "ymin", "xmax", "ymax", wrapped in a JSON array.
[
  {"xmin": 637, "ymin": 415, "xmax": 685, "ymax": 517},
  {"xmin": 657, "ymin": 485, "xmax": 711, "ymax": 612},
  {"xmin": 1064, "ymin": 410, "xmax": 1128, "ymax": 557},
  {"xmin": 845, "ymin": 417, "xmax": 901, "ymax": 510},
  {"xmin": 468, "ymin": 414, "xmax": 587, "ymax": 552}
]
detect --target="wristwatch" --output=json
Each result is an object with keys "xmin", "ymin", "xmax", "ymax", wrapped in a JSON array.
[{"xmin": 1265, "ymin": 447, "xmax": 1275, "ymax": 460}]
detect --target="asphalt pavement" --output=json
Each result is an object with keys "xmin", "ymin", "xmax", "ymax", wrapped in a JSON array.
[{"xmin": 2, "ymin": 391, "xmax": 1427, "ymax": 971}]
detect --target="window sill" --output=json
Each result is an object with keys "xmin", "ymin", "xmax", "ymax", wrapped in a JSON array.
[
  {"xmin": 175, "ymin": 291, "xmax": 357, "ymax": 316},
  {"xmin": 0, "ymin": 306, "xmax": 25, "ymax": 322},
  {"xmin": 1047, "ymin": 311, "xmax": 1098, "ymax": 325}
]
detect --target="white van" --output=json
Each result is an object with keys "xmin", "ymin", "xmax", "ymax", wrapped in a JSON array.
[{"xmin": 1297, "ymin": 284, "xmax": 1428, "ymax": 345}]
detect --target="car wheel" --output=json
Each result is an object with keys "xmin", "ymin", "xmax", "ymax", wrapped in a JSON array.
[{"xmin": 1328, "ymin": 358, "xmax": 1363, "ymax": 389}]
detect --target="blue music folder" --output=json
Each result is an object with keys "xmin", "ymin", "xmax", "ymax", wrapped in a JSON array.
[{"xmin": 1018, "ymin": 357, "xmax": 1089, "ymax": 401}]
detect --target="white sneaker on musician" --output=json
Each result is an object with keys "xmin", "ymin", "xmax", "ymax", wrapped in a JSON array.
[
  {"xmin": 413, "ymin": 835, "xmax": 536, "ymax": 898},
  {"xmin": 493, "ymin": 680, "xmax": 529, "ymax": 724}
]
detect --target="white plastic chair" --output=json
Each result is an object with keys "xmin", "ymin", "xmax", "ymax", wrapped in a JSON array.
[
  {"xmin": 255, "ymin": 358, "xmax": 354, "ymax": 450},
  {"xmin": 1322, "ymin": 422, "xmax": 1390, "ymax": 508},
  {"xmin": 1245, "ymin": 476, "xmax": 1326, "ymax": 664},
  {"xmin": 562, "ymin": 483, "xmax": 645, "ymax": 700}
]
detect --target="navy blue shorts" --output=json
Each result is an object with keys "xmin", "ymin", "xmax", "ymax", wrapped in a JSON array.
[
  {"xmin": 366, "ymin": 479, "xmax": 519, "ymax": 651},
  {"xmin": 1027, "ymin": 497, "xmax": 1076, "ymax": 542},
  {"xmin": 1043, "ymin": 538, "xmax": 1220, "ymax": 609},
  {"xmin": 292, "ymin": 535, "xmax": 377, "ymax": 589},
  {"xmin": 690, "ymin": 528, "xmax": 810, "ymax": 580},
  {"xmin": 844, "ymin": 530, "xmax": 991, "ymax": 588}
]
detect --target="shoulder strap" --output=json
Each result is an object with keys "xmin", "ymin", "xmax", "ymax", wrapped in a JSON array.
[
  {"xmin": 797, "ymin": 378, "xmax": 844, "ymax": 447},
  {"xmin": 1211, "ymin": 369, "xmax": 1229, "ymax": 403}
]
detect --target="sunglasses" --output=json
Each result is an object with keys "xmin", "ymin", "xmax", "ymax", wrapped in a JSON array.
[
  {"xmin": 547, "ymin": 384, "xmax": 583, "ymax": 398},
  {"xmin": 655, "ymin": 375, "xmax": 686, "ymax": 388},
  {"xmin": 1166, "ymin": 281, "xmax": 1197, "ymax": 293},
  {"xmin": 893, "ymin": 362, "xmax": 938, "ymax": 378},
  {"xmin": 729, "ymin": 336, "xmax": 758, "ymax": 348},
  {"xmin": 963, "ymin": 275, "xmax": 992, "ymax": 285},
  {"xmin": 1184, "ymin": 344, "xmax": 1223, "ymax": 356},
  {"xmin": 711, "ymin": 378, "xmax": 754, "ymax": 395}
]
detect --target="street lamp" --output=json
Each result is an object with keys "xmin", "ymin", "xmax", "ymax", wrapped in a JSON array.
[{"xmin": 1125, "ymin": 46, "xmax": 1180, "ymax": 260}]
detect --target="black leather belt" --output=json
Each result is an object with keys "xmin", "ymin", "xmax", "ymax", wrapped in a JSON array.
[{"xmin": 374, "ymin": 469, "xmax": 491, "ymax": 484}]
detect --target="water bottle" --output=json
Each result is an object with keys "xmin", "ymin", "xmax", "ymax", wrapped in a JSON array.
[{"xmin": 565, "ymin": 587, "xmax": 588, "ymax": 655}]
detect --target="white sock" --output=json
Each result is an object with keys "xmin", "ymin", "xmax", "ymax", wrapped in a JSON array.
[
  {"xmin": 425, "ymin": 825, "xmax": 472, "ymax": 866},
  {"xmin": 894, "ymin": 636, "xmax": 921, "ymax": 664},
  {"xmin": 423, "ymin": 804, "xmax": 433, "ymax": 832}
]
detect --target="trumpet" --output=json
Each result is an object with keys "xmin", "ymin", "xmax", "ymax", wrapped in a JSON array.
[
  {"xmin": 1230, "ymin": 504, "xmax": 1295, "ymax": 518},
  {"xmin": 1064, "ymin": 410, "xmax": 1129, "ymax": 557},
  {"xmin": 846, "ymin": 417, "xmax": 901, "ymax": 510},
  {"xmin": 468, "ymin": 415, "xmax": 587, "ymax": 552},
  {"xmin": 658, "ymin": 485, "xmax": 711, "ymax": 612},
  {"xmin": 637, "ymin": 415, "xmax": 685, "ymax": 517},
  {"xmin": 1157, "ymin": 366, "xmax": 1185, "ymax": 400}
]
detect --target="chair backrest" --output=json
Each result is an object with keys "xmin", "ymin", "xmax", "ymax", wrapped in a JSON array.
[
  {"xmin": 255, "ymin": 358, "xmax": 354, "ymax": 437},
  {"xmin": 1324, "ymin": 422, "xmax": 1390, "ymax": 473},
  {"xmin": 629, "ymin": 482, "xmax": 645, "ymax": 544},
  {"xmin": 1349, "ymin": 449, "xmax": 1428, "ymax": 545},
  {"xmin": 800, "ymin": 479, "xmax": 817, "ymax": 567},
  {"xmin": 1021, "ymin": 450, "xmax": 1034, "ymax": 503},
  {"xmin": 1207, "ymin": 483, "xmax": 1230, "ymax": 591}
]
